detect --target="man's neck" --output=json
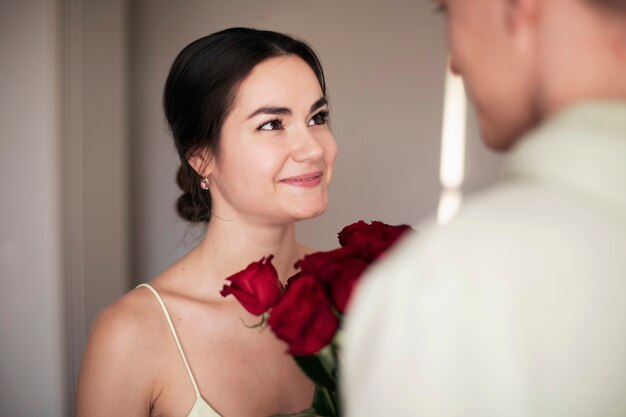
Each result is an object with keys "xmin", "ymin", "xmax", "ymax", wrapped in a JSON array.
[{"xmin": 537, "ymin": 0, "xmax": 626, "ymax": 117}]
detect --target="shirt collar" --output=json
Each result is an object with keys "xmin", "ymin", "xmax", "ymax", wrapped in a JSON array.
[{"xmin": 504, "ymin": 101, "xmax": 626, "ymax": 209}]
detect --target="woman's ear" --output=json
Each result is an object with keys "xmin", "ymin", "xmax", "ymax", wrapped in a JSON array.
[{"xmin": 188, "ymin": 148, "xmax": 215, "ymax": 178}]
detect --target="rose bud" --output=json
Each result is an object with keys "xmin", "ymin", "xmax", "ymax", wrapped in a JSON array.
[
  {"xmin": 296, "ymin": 247, "xmax": 369, "ymax": 313},
  {"xmin": 295, "ymin": 247, "xmax": 352, "ymax": 275},
  {"xmin": 320, "ymin": 256, "xmax": 369, "ymax": 314},
  {"xmin": 338, "ymin": 220, "xmax": 412, "ymax": 261},
  {"xmin": 268, "ymin": 273, "xmax": 339, "ymax": 355},
  {"xmin": 220, "ymin": 256, "xmax": 284, "ymax": 316}
]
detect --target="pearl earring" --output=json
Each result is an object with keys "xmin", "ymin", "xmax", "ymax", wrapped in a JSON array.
[{"xmin": 200, "ymin": 177, "xmax": 210, "ymax": 190}]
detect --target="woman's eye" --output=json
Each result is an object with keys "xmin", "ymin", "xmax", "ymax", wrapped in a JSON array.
[
  {"xmin": 308, "ymin": 110, "xmax": 329, "ymax": 127},
  {"xmin": 258, "ymin": 119, "xmax": 283, "ymax": 131}
]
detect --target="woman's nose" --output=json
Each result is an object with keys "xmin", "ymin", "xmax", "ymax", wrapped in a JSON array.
[{"xmin": 292, "ymin": 127, "xmax": 324, "ymax": 163}]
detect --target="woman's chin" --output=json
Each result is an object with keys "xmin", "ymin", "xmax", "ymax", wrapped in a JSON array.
[{"xmin": 291, "ymin": 204, "xmax": 328, "ymax": 222}]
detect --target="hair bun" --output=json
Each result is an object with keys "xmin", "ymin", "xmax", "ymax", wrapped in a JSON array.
[{"xmin": 175, "ymin": 164, "xmax": 211, "ymax": 223}]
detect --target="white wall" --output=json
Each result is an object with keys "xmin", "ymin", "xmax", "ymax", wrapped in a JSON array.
[
  {"xmin": 0, "ymin": 1, "xmax": 67, "ymax": 415},
  {"xmin": 129, "ymin": 0, "xmax": 502, "ymax": 282}
]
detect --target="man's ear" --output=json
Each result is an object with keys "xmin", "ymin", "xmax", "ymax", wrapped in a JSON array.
[
  {"xmin": 505, "ymin": 0, "xmax": 540, "ymax": 33},
  {"xmin": 187, "ymin": 148, "xmax": 215, "ymax": 178},
  {"xmin": 611, "ymin": 17, "xmax": 626, "ymax": 63}
]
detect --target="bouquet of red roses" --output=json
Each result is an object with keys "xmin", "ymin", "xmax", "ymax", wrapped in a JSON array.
[{"xmin": 220, "ymin": 221, "xmax": 412, "ymax": 417}]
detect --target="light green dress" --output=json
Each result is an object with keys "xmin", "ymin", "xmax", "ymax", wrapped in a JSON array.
[{"xmin": 138, "ymin": 283, "xmax": 222, "ymax": 417}]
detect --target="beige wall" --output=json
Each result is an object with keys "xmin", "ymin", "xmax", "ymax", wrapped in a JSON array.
[
  {"xmin": 129, "ymin": 0, "xmax": 502, "ymax": 282},
  {"xmin": 0, "ymin": 0, "xmax": 130, "ymax": 414},
  {"xmin": 0, "ymin": 1, "xmax": 67, "ymax": 415},
  {"xmin": 64, "ymin": 0, "xmax": 130, "ymax": 400}
]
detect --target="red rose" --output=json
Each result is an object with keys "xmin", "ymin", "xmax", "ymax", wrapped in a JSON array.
[
  {"xmin": 296, "ymin": 247, "xmax": 369, "ymax": 313},
  {"xmin": 338, "ymin": 220, "xmax": 412, "ymax": 261},
  {"xmin": 321, "ymin": 256, "xmax": 369, "ymax": 314},
  {"xmin": 268, "ymin": 273, "xmax": 339, "ymax": 355},
  {"xmin": 295, "ymin": 247, "xmax": 352, "ymax": 274},
  {"xmin": 220, "ymin": 256, "xmax": 284, "ymax": 316}
]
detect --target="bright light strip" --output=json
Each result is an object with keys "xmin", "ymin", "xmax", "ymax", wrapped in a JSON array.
[
  {"xmin": 437, "ymin": 61, "xmax": 468, "ymax": 226},
  {"xmin": 439, "ymin": 66, "xmax": 467, "ymax": 189},
  {"xmin": 437, "ymin": 188, "xmax": 463, "ymax": 226}
]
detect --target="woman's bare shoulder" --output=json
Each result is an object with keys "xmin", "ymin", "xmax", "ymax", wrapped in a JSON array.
[
  {"xmin": 92, "ymin": 285, "xmax": 162, "ymax": 342},
  {"xmin": 79, "ymin": 285, "xmax": 170, "ymax": 382},
  {"xmin": 75, "ymin": 286, "xmax": 164, "ymax": 416}
]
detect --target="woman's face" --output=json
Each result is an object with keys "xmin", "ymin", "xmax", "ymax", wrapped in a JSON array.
[{"xmin": 208, "ymin": 55, "xmax": 337, "ymax": 225}]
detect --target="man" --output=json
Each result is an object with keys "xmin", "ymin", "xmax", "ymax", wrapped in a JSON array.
[{"xmin": 342, "ymin": 0, "xmax": 626, "ymax": 415}]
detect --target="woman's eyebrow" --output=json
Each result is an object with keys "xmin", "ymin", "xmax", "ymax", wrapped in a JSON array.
[
  {"xmin": 246, "ymin": 97, "xmax": 327, "ymax": 120},
  {"xmin": 247, "ymin": 106, "xmax": 291, "ymax": 119},
  {"xmin": 310, "ymin": 97, "xmax": 327, "ymax": 113}
]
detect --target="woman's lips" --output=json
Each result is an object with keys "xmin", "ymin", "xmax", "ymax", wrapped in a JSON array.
[{"xmin": 280, "ymin": 172, "xmax": 323, "ymax": 188}]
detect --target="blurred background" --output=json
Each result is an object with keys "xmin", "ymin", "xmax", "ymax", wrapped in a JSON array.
[{"xmin": 0, "ymin": 0, "xmax": 502, "ymax": 415}]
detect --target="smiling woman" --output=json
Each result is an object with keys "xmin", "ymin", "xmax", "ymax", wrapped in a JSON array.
[
  {"xmin": 164, "ymin": 28, "xmax": 334, "ymax": 225},
  {"xmin": 207, "ymin": 54, "xmax": 336, "ymax": 225},
  {"xmin": 75, "ymin": 28, "xmax": 336, "ymax": 417}
]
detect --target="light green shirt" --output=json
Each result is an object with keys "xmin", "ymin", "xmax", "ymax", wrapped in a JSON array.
[{"xmin": 343, "ymin": 101, "xmax": 626, "ymax": 417}]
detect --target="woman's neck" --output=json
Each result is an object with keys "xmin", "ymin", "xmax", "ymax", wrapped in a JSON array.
[{"xmin": 196, "ymin": 215, "xmax": 303, "ymax": 285}]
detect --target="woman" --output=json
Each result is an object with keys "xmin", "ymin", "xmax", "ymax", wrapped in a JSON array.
[{"xmin": 75, "ymin": 27, "xmax": 337, "ymax": 417}]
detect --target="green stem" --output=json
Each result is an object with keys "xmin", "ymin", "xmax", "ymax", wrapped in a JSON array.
[{"xmin": 312, "ymin": 384, "xmax": 339, "ymax": 417}]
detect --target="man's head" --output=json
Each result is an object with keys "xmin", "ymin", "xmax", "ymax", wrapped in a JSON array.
[{"xmin": 436, "ymin": 0, "xmax": 626, "ymax": 150}]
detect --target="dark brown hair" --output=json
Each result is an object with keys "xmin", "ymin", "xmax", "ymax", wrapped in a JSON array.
[
  {"xmin": 163, "ymin": 27, "xmax": 327, "ymax": 222},
  {"xmin": 586, "ymin": 0, "xmax": 626, "ymax": 12}
]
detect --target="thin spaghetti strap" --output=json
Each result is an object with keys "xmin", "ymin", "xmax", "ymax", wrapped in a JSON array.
[{"xmin": 137, "ymin": 283, "xmax": 202, "ymax": 399}]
